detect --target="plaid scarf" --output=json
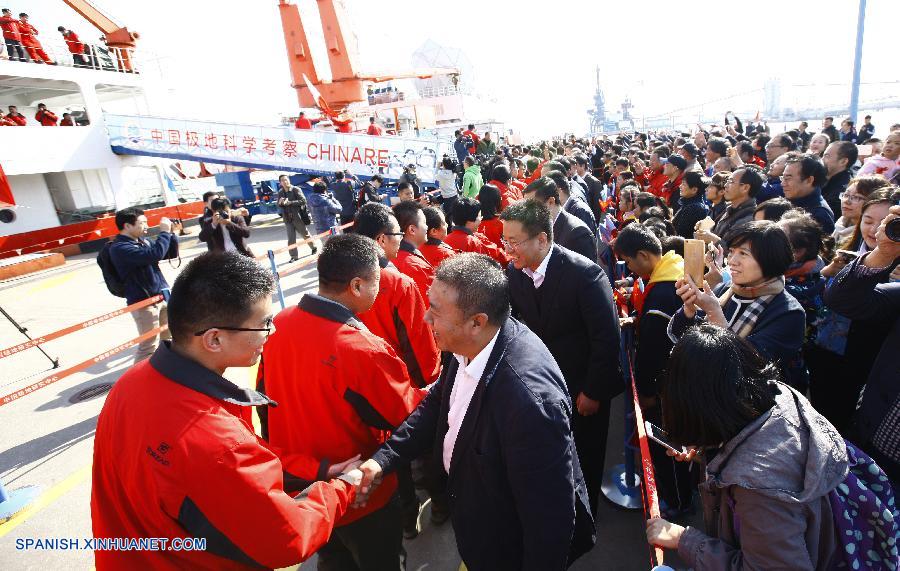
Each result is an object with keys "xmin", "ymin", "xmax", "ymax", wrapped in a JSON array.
[{"xmin": 718, "ymin": 276, "xmax": 785, "ymax": 338}]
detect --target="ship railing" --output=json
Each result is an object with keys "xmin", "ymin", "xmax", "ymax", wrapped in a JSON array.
[{"xmin": 0, "ymin": 39, "xmax": 147, "ymax": 75}]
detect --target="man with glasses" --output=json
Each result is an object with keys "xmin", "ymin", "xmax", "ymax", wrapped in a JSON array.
[
  {"xmin": 695, "ymin": 165, "xmax": 764, "ymax": 245},
  {"xmin": 92, "ymin": 251, "xmax": 364, "ymax": 569},
  {"xmin": 500, "ymin": 199, "xmax": 621, "ymax": 516},
  {"xmin": 521, "ymin": 176, "xmax": 596, "ymax": 262},
  {"xmin": 765, "ymin": 133, "xmax": 794, "ymax": 165},
  {"xmin": 259, "ymin": 234, "xmax": 423, "ymax": 570},
  {"xmin": 781, "ymin": 152, "xmax": 835, "ymax": 234}
]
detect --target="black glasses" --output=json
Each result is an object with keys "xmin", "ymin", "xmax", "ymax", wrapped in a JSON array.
[{"xmin": 194, "ymin": 317, "xmax": 274, "ymax": 337}]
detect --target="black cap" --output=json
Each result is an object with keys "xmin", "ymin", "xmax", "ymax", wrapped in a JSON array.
[
  {"xmin": 666, "ymin": 154, "xmax": 687, "ymax": 170},
  {"xmin": 681, "ymin": 143, "xmax": 699, "ymax": 157}
]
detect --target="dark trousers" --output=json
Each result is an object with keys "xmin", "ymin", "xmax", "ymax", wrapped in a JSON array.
[
  {"xmin": 572, "ymin": 398, "xmax": 611, "ymax": 516},
  {"xmin": 5, "ymin": 39, "xmax": 26, "ymax": 62},
  {"xmin": 395, "ymin": 461, "xmax": 418, "ymax": 516},
  {"xmin": 316, "ymin": 496, "xmax": 406, "ymax": 571},
  {"xmin": 442, "ymin": 195, "xmax": 457, "ymax": 222},
  {"xmin": 806, "ymin": 344, "xmax": 864, "ymax": 436}
]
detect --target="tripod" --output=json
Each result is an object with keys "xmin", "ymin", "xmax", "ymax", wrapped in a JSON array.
[{"xmin": 0, "ymin": 305, "xmax": 60, "ymax": 369}]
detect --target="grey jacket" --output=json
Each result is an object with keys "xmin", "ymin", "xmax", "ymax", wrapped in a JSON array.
[{"xmin": 678, "ymin": 382, "xmax": 848, "ymax": 570}]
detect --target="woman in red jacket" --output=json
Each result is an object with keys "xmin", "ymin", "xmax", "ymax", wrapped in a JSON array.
[{"xmin": 477, "ymin": 183, "xmax": 504, "ymax": 249}]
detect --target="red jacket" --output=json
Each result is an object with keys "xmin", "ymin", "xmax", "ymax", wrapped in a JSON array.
[
  {"xmin": 35, "ymin": 109, "xmax": 58, "ymax": 126},
  {"xmin": 478, "ymin": 217, "xmax": 504, "ymax": 250},
  {"xmin": 462, "ymin": 129, "xmax": 480, "ymax": 154},
  {"xmin": 419, "ymin": 237, "xmax": 456, "ymax": 268},
  {"xmin": 660, "ymin": 174, "xmax": 683, "ymax": 206},
  {"xmin": 445, "ymin": 226, "xmax": 510, "ymax": 265},
  {"xmin": 60, "ymin": 116, "xmax": 75, "ymax": 126},
  {"xmin": 367, "ymin": 124, "xmax": 382, "ymax": 136},
  {"xmin": 0, "ymin": 14, "xmax": 20, "ymax": 41},
  {"xmin": 62, "ymin": 30, "xmax": 83, "ymax": 54},
  {"xmin": 294, "ymin": 116, "xmax": 312, "ymax": 129},
  {"xmin": 393, "ymin": 240, "xmax": 434, "ymax": 305},
  {"xmin": 485, "ymin": 179, "xmax": 520, "ymax": 211},
  {"xmin": 359, "ymin": 263, "xmax": 441, "ymax": 387},
  {"xmin": 260, "ymin": 294, "xmax": 423, "ymax": 526},
  {"xmin": 17, "ymin": 20, "xmax": 40, "ymax": 47},
  {"xmin": 91, "ymin": 343, "xmax": 354, "ymax": 570},
  {"xmin": 4, "ymin": 113, "xmax": 26, "ymax": 126}
]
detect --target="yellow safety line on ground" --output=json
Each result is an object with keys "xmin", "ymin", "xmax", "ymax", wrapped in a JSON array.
[
  {"xmin": 6, "ymin": 272, "xmax": 75, "ymax": 302},
  {"xmin": 0, "ymin": 463, "xmax": 92, "ymax": 539}
]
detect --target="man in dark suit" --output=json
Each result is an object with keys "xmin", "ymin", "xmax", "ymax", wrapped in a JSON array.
[
  {"xmin": 357, "ymin": 253, "xmax": 595, "ymax": 570},
  {"xmin": 500, "ymin": 199, "xmax": 622, "ymax": 516},
  {"xmin": 197, "ymin": 197, "xmax": 254, "ymax": 257},
  {"xmin": 575, "ymin": 154, "xmax": 606, "ymax": 222},
  {"xmin": 523, "ymin": 176, "xmax": 597, "ymax": 263}
]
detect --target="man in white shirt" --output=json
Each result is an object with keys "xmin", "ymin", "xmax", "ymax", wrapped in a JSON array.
[{"xmin": 358, "ymin": 253, "xmax": 595, "ymax": 570}]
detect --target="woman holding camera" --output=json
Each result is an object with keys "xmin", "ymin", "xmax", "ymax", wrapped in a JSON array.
[
  {"xmin": 645, "ymin": 324, "xmax": 849, "ymax": 569},
  {"xmin": 668, "ymin": 220, "xmax": 807, "ymax": 389},
  {"xmin": 198, "ymin": 197, "xmax": 253, "ymax": 258},
  {"xmin": 808, "ymin": 187, "xmax": 899, "ymax": 434}
]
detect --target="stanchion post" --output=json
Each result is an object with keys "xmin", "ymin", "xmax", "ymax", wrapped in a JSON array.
[
  {"xmin": 0, "ymin": 480, "xmax": 41, "ymax": 523},
  {"xmin": 267, "ymin": 250, "xmax": 286, "ymax": 310},
  {"xmin": 600, "ymin": 261, "xmax": 642, "ymax": 509}
]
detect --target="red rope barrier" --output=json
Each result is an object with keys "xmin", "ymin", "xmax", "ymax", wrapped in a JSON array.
[
  {"xmin": 629, "ymin": 363, "xmax": 665, "ymax": 567},
  {"xmin": 0, "ymin": 295, "xmax": 164, "ymax": 360},
  {"xmin": 0, "ymin": 325, "xmax": 166, "ymax": 407}
]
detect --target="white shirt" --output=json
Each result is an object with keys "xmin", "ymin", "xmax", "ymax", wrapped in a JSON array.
[
  {"xmin": 442, "ymin": 328, "xmax": 501, "ymax": 473},
  {"xmin": 522, "ymin": 247, "xmax": 553, "ymax": 289}
]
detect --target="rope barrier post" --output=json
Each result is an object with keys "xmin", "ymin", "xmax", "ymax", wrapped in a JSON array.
[
  {"xmin": 601, "ymin": 259, "xmax": 643, "ymax": 509},
  {"xmin": 600, "ymin": 326, "xmax": 643, "ymax": 509},
  {"xmin": 0, "ymin": 480, "xmax": 41, "ymax": 523},
  {"xmin": 0, "ymin": 305, "xmax": 59, "ymax": 369},
  {"xmin": 267, "ymin": 250, "xmax": 286, "ymax": 310}
]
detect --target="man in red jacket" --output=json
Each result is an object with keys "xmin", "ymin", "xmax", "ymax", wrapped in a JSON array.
[
  {"xmin": 92, "ymin": 252, "xmax": 362, "ymax": 570},
  {"xmin": 1, "ymin": 8, "xmax": 25, "ymax": 61},
  {"xmin": 352, "ymin": 202, "xmax": 445, "ymax": 535},
  {"xmin": 462, "ymin": 123, "xmax": 480, "ymax": 155},
  {"xmin": 294, "ymin": 111, "xmax": 312, "ymax": 129},
  {"xmin": 34, "ymin": 103, "xmax": 58, "ymax": 126},
  {"xmin": 17, "ymin": 13, "xmax": 54, "ymax": 64},
  {"xmin": 259, "ymin": 234, "xmax": 423, "ymax": 569},
  {"xmin": 58, "ymin": 26, "xmax": 89, "ymax": 67},
  {"xmin": 391, "ymin": 201, "xmax": 434, "ymax": 304},
  {"xmin": 445, "ymin": 197, "xmax": 510, "ymax": 265},
  {"xmin": 4, "ymin": 105, "xmax": 26, "ymax": 126},
  {"xmin": 367, "ymin": 116, "xmax": 382, "ymax": 136}
]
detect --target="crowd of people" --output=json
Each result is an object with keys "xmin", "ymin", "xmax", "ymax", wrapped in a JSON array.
[
  {"xmin": 0, "ymin": 102, "xmax": 76, "ymax": 126},
  {"xmin": 90, "ymin": 114, "xmax": 900, "ymax": 570}
]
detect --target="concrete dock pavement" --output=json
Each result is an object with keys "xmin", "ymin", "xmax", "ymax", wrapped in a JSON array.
[{"xmin": 0, "ymin": 214, "xmax": 698, "ymax": 570}]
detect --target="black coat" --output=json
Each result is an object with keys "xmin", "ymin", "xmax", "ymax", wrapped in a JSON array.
[
  {"xmin": 563, "ymin": 196, "xmax": 598, "ymax": 237},
  {"xmin": 821, "ymin": 169, "xmax": 852, "ymax": 216},
  {"xmin": 583, "ymin": 173, "xmax": 605, "ymax": 222},
  {"xmin": 507, "ymin": 244, "xmax": 622, "ymax": 401},
  {"xmin": 198, "ymin": 215, "xmax": 253, "ymax": 258},
  {"xmin": 672, "ymin": 194, "xmax": 709, "ymax": 239},
  {"xmin": 372, "ymin": 318, "xmax": 596, "ymax": 570},
  {"xmin": 553, "ymin": 210, "xmax": 597, "ymax": 263}
]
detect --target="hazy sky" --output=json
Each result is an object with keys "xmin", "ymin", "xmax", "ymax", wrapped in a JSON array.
[{"xmin": 27, "ymin": 0, "xmax": 900, "ymax": 138}]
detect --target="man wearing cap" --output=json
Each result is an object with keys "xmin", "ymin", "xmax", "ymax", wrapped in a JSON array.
[{"xmin": 662, "ymin": 154, "xmax": 687, "ymax": 211}]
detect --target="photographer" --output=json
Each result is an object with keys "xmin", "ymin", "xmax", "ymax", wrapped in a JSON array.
[
  {"xmin": 198, "ymin": 197, "xmax": 253, "ymax": 258},
  {"xmin": 108, "ymin": 208, "xmax": 182, "ymax": 362},
  {"xmin": 277, "ymin": 174, "xmax": 317, "ymax": 261},
  {"xmin": 357, "ymin": 174, "xmax": 386, "ymax": 208},
  {"xmin": 823, "ymin": 199, "xmax": 900, "ymax": 485},
  {"xmin": 307, "ymin": 180, "xmax": 343, "ymax": 241},
  {"xmin": 435, "ymin": 156, "xmax": 459, "ymax": 219}
]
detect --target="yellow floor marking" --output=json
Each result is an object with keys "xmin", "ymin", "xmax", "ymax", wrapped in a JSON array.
[
  {"xmin": 6, "ymin": 272, "xmax": 75, "ymax": 301},
  {"xmin": 0, "ymin": 463, "xmax": 92, "ymax": 539}
]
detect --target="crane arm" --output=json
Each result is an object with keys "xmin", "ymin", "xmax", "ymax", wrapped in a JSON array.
[{"xmin": 60, "ymin": 0, "xmax": 138, "ymax": 48}]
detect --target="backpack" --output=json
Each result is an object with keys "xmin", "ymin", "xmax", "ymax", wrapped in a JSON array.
[
  {"xmin": 828, "ymin": 440, "xmax": 899, "ymax": 570},
  {"xmin": 97, "ymin": 241, "xmax": 126, "ymax": 297}
]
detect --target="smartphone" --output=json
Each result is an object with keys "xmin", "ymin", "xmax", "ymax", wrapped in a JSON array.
[
  {"xmin": 683, "ymin": 239, "xmax": 706, "ymax": 285},
  {"xmin": 836, "ymin": 249, "xmax": 859, "ymax": 262},
  {"xmin": 645, "ymin": 421, "xmax": 687, "ymax": 454}
]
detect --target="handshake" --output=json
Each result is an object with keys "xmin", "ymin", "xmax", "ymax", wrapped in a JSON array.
[{"xmin": 317, "ymin": 455, "xmax": 385, "ymax": 508}]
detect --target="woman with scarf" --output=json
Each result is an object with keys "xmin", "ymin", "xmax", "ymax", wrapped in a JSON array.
[{"xmin": 667, "ymin": 221, "xmax": 807, "ymax": 388}]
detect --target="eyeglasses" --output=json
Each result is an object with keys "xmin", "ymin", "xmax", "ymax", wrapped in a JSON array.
[
  {"xmin": 501, "ymin": 235, "xmax": 538, "ymax": 251},
  {"xmin": 839, "ymin": 192, "xmax": 865, "ymax": 204},
  {"xmin": 194, "ymin": 317, "xmax": 274, "ymax": 337}
]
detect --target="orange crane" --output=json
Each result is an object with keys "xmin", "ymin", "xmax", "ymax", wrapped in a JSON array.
[
  {"xmin": 278, "ymin": 0, "xmax": 459, "ymax": 118},
  {"xmin": 61, "ymin": 0, "xmax": 139, "ymax": 72}
]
